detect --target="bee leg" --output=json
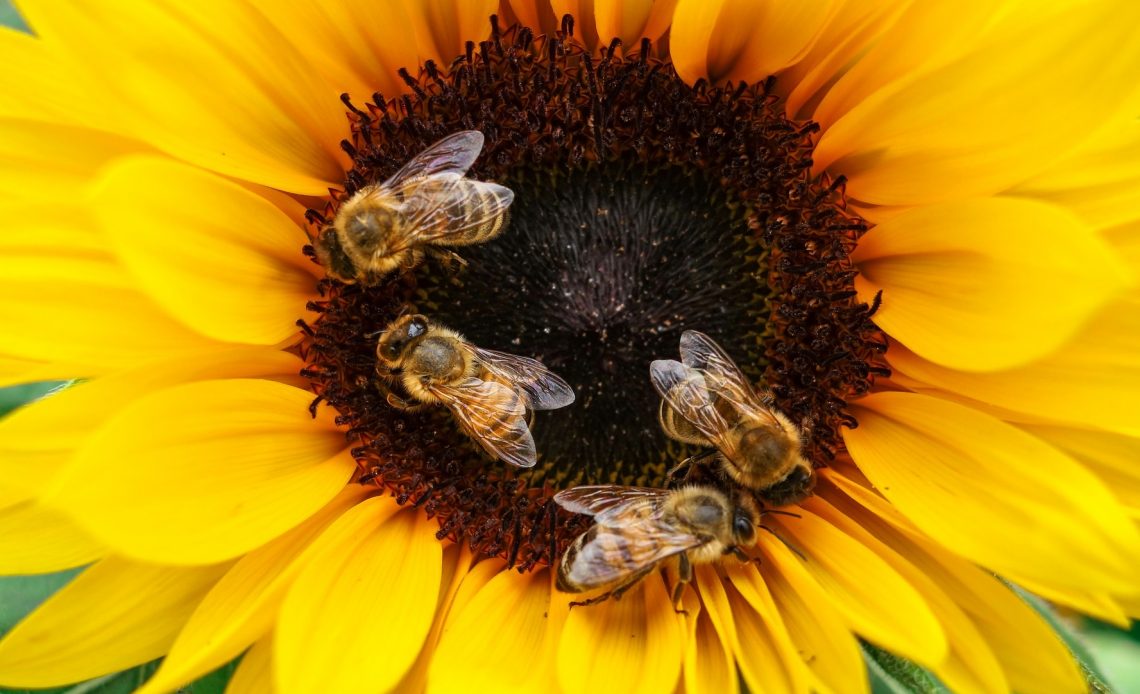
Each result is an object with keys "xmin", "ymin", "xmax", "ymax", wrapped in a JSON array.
[
  {"xmin": 671, "ymin": 553, "xmax": 693, "ymax": 614},
  {"xmin": 665, "ymin": 457, "xmax": 692, "ymax": 485},
  {"xmin": 427, "ymin": 248, "xmax": 468, "ymax": 275},
  {"xmin": 569, "ymin": 567, "xmax": 654, "ymax": 609},
  {"xmin": 730, "ymin": 546, "xmax": 757, "ymax": 565},
  {"xmin": 668, "ymin": 449, "xmax": 717, "ymax": 485},
  {"xmin": 384, "ymin": 392, "xmax": 424, "ymax": 411}
]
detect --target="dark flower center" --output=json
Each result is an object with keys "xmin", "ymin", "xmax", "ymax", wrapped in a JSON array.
[
  {"xmin": 300, "ymin": 17, "xmax": 887, "ymax": 570},
  {"xmin": 420, "ymin": 161, "xmax": 767, "ymax": 483}
]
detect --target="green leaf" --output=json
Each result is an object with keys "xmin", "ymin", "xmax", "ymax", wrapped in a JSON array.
[
  {"xmin": 1002, "ymin": 580, "xmax": 1120, "ymax": 693},
  {"xmin": 0, "ymin": 381, "xmax": 71, "ymax": 418},
  {"xmin": 0, "ymin": 570, "xmax": 85, "ymax": 634},
  {"xmin": 1081, "ymin": 621, "xmax": 1140, "ymax": 694},
  {"xmin": 862, "ymin": 642, "xmax": 949, "ymax": 694},
  {"xmin": 0, "ymin": 0, "xmax": 28, "ymax": 33}
]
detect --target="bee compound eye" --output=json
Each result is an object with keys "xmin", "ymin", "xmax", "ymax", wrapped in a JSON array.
[
  {"xmin": 734, "ymin": 515, "xmax": 755, "ymax": 541},
  {"xmin": 408, "ymin": 316, "xmax": 429, "ymax": 338},
  {"xmin": 378, "ymin": 338, "xmax": 403, "ymax": 362}
]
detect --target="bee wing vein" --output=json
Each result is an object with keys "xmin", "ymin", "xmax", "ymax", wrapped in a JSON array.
[
  {"xmin": 474, "ymin": 347, "xmax": 575, "ymax": 410},
  {"xmin": 431, "ymin": 378, "xmax": 537, "ymax": 468}
]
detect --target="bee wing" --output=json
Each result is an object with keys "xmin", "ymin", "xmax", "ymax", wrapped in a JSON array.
[
  {"xmin": 472, "ymin": 347, "xmax": 575, "ymax": 410},
  {"xmin": 677, "ymin": 330, "xmax": 781, "ymax": 427},
  {"xmin": 389, "ymin": 174, "xmax": 514, "ymax": 248},
  {"xmin": 562, "ymin": 520, "xmax": 707, "ymax": 591},
  {"xmin": 554, "ymin": 485, "xmax": 672, "ymax": 526},
  {"xmin": 382, "ymin": 130, "xmax": 486, "ymax": 188},
  {"xmin": 431, "ymin": 377, "xmax": 538, "ymax": 468},
  {"xmin": 649, "ymin": 359, "xmax": 740, "ymax": 454}
]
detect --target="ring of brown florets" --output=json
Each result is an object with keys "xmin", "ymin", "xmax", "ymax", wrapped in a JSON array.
[{"xmin": 299, "ymin": 16, "xmax": 888, "ymax": 571}]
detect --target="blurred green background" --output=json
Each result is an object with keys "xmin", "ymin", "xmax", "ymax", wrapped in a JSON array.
[{"xmin": 1, "ymin": 1, "xmax": 1138, "ymax": 692}]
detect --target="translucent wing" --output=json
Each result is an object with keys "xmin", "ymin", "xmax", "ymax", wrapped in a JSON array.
[
  {"xmin": 562, "ymin": 521, "xmax": 707, "ymax": 590},
  {"xmin": 555, "ymin": 485, "xmax": 671, "ymax": 527},
  {"xmin": 677, "ymin": 330, "xmax": 780, "ymax": 427},
  {"xmin": 382, "ymin": 130, "xmax": 485, "ymax": 189},
  {"xmin": 649, "ymin": 359, "xmax": 738, "ymax": 452},
  {"xmin": 431, "ymin": 377, "xmax": 537, "ymax": 468},
  {"xmin": 473, "ymin": 347, "xmax": 575, "ymax": 410},
  {"xmin": 389, "ymin": 174, "xmax": 515, "ymax": 249}
]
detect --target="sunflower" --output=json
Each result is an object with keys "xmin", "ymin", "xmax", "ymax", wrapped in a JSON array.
[{"xmin": 1, "ymin": 0, "xmax": 1138, "ymax": 692}]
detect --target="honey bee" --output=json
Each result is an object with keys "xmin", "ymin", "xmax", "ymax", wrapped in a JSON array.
[
  {"xmin": 313, "ymin": 130, "xmax": 514, "ymax": 285},
  {"xmin": 554, "ymin": 484, "xmax": 759, "ymax": 609},
  {"xmin": 650, "ymin": 330, "xmax": 815, "ymax": 506},
  {"xmin": 375, "ymin": 314, "xmax": 575, "ymax": 468}
]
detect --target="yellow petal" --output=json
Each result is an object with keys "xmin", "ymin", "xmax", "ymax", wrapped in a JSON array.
[
  {"xmin": 508, "ymin": 0, "xmax": 560, "ymax": 36},
  {"xmin": 780, "ymin": 0, "xmax": 905, "ymax": 119},
  {"xmin": 42, "ymin": 379, "xmax": 352, "ymax": 565},
  {"xmin": 804, "ymin": 495, "xmax": 1007, "ymax": 694},
  {"xmin": 393, "ymin": 543, "xmax": 477, "ymax": 694},
  {"xmin": 1014, "ymin": 577, "xmax": 1129, "ymax": 629},
  {"xmin": 684, "ymin": 610, "xmax": 737, "ymax": 694},
  {"xmin": 404, "ymin": 0, "xmax": 499, "ymax": 65},
  {"xmin": 0, "ymin": 557, "xmax": 230, "ymax": 688},
  {"xmin": 250, "ymin": 0, "xmax": 419, "ymax": 101},
  {"xmin": 225, "ymin": 636, "xmax": 274, "ymax": 694},
  {"xmin": 1012, "ymin": 114, "xmax": 1140, "ymax": 231},
  {"xmin": 0, "ymin": 26, "xmax": 110, "ymax": 128},
  {"xmin": 758, "ymin": 535, "xmax": 867, "ymax": 694},
  {"xmin": 275, "ymin": 501, "xmax": 443, "ymax": 694},
  {"xmin": 1014, "ymin": 116, "xmax": 1140, "ymax": 198},
  {"xmin": 0, "ymin": 358, "xmax": 84, "ymax": 389},
  {"xmin": 827, "ymin": 472, "xmax": 1087, "ymax": 693},
  {"xmin": 889, "ymin": 290, "xmax": 1140, "ymax": 436},
  {"xmin": 0, "ymin": 500, "xmax": 104, "ymax": 573},
  {"xmin": 0, "ymin": 347, "xmax": 303, "ymax": 500},
  {"xmin": 0, "ymin": 204, "xmax": 224, "ymax": 373},
  {"xmin": 813, "ymin": 1, "xmax": 1140, "ymax": 206},
  {"xmin": 1023, "ymin": 425, "xmax": 1140, "ymax": 517},
  {"xmin": 586, "ymin": 0, "xmax": 677, "ymax": 49},
  {"xmin": 556, "ymin": 574, "xmax": 685, "ymax": 694},
  {"xmin": 718, "ymin": 563, "xmax": 811, "ymax": 694},
  {"xmin": 810, "ymin": 1, "xmax": 1003, "ymax": 129},
  {"xmin": 0, "ymin": 118, "xmax": 147, "ymax": 203},
  {"xmin": 92, "ymin": 156, "xmax": 319, "ymax": 346},
  {"xmin": 691, "ymin": 563, "xmax": 736, "ymax": 649},
  {"xmin": 770, "ymin": 505, "xmax": 948, "ymax": 666},
  {"xmin": 429, "ymin": 565, "xmax": 561, "ymax": 694},
  {"xmin": 671, "ymin": 0, "xmax": 837, "ymax": 85},
  {"xmin": 19, "ymin": 1, "xmax": 348, "ymax": 194},
  {"xmin": 845, "ymin": 392, "xmax": 1140, "ymax": 595},
  {"xmin": 1025, "ymin": 179, "xmax": 1140, "ymax": 234},
  {"xmin": 851, "ymin": 197, "xmax": 1130, "ymax": 371},
  {"xmin": 1113, "ymin": 594, "xmax": 1140, "ymax": 621},
  {"xmin": 136, "ymin": 486, "xmax": 370, "ymax": 694}
]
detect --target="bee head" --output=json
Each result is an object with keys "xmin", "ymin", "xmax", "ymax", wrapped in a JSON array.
[
  {"xmin": 761, "ymin": 462, "xmax": 816, "ymax": 507},
  {"xmin": 376, "ymin": 314, "xmax": 430, "ymax": 365},
  {"xmin": 730, "ymin": 493, "xmax": 759, "ymax": 546},
  {"xmin": 312, "ymin": 228, "xmax": 358, "ymax": 283}
]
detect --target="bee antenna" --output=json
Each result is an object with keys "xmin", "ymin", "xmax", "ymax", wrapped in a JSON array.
[
  {"xmin": 759, "ymin": 524, "xmax": 806, "ymax": 560},
  {"xmin": 762, "ymin": 508, "xmax": 801, "ymax": 519}
]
